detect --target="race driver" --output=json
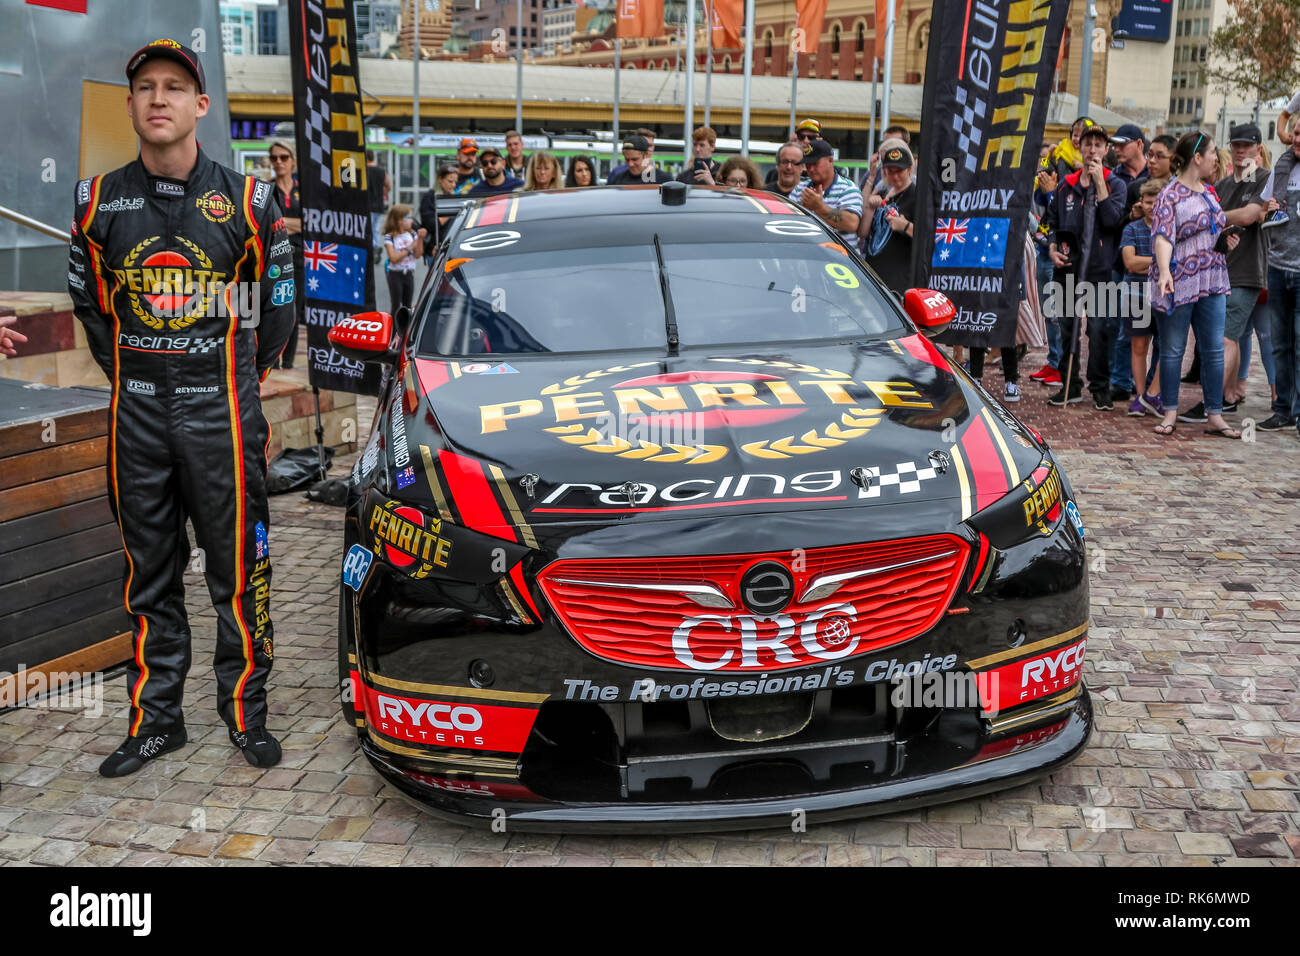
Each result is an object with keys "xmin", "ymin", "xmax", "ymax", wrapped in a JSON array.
[{"xmin": 67, "ymin": 39, "xmax": 295, "ymax": 777}]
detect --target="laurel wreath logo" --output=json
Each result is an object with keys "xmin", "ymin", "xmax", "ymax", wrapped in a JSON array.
[
  {"xmin": 123, "ymin": 236, "xmax": 163, "ymax": 330},
  {"xmin": 538, "ymin": 360, "xmax": 883, "ymax": 464}
]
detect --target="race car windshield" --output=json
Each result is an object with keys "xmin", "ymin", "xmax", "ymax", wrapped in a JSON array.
[{"xmin": 417, "ymin": 242, "xmax": 903, "ymax": 356}]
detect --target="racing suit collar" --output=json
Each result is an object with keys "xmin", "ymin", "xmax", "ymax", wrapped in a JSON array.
[{"xmin": 134, "ymin": 147, "xmax": 211, "ymax": 194}]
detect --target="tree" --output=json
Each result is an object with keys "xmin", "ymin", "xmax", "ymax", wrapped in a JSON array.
[{"xmin": 1206, "ymin": 0, "xmax": 1300, "ymax": 102}]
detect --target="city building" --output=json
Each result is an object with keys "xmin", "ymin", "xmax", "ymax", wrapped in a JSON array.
[
  {"xmin": 356, "ymin": 0, "xmax": 403, "ymax": 56},
  {"xmin": 542, "ymin": 1, "xmax": 578, "ymax": 57},
  {"xmin": 220, "ymin": 0, "xmax": 285, "ymax": 55},
  {"xmin": 400, "ymin": 0, "xmax": 454, "ymax": 59},
  {"xmin": 447, "ymin": 0, "xmax": 543, "ymax": 61}
]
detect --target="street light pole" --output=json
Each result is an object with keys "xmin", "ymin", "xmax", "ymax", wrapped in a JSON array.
[
  {"xmin": 880, "ymin": 0, "xmax": 896, "ymax": 137},
  {"xmin": 740, "ymin": 0, "xmax": 753, "ymax": 156},
  {"xmin": 685, "ymin": 0, "xmax": 697, "ymax": 144},
  {"xmin": 412, "ymin": 0, "xmax": 420, "ymax": 203},
  {"xmin": 516, "ymin": 0, "xmax": 524, "ymax": 133}
]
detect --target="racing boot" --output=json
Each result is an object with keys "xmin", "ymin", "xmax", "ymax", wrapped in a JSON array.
[
  {"xmin": 99, "ymin": 728, "xmax": 187, "ymax": 778},
  {"xmin": 230, "ymin": 726, "xmax": 282, "ymax": 768}
]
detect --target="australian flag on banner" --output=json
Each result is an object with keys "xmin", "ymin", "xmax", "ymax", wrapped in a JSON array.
[
  {"xmin": 910, "ymin": 0, "xmax": 1070, "ymax": 348},
  {"xmin": 304, "ymin": 241, "xmax": 368, "ymax": 306},
  {"xmin": 931, "ymin": 217, "xmax": 1010, "ymax": 270}
]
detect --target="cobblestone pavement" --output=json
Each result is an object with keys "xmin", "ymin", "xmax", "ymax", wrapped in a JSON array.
[{"xmin": 2, "ymin": 347, "xmax": 1298, "ymax": 867}]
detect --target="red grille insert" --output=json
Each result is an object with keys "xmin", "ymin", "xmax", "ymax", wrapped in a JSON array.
[{"xmin": 537, "ymin": 535, "xmax": 969, "ymax": 672}]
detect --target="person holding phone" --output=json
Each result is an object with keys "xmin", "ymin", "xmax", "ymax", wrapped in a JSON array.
[{"xmin": 676, "ymin": 126, "xmax": 722, "ymax": 185}]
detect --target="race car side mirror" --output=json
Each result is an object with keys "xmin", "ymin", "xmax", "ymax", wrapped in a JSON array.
[
  {"xmin": 903, "ymin": 288, "xmax": 955, "ymax": 339},
  {"xmin": 328, "ymin": 311, "xmax": 394, "ymax": 363}
]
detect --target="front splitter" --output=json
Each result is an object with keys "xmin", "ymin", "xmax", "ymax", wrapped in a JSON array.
[{"xmin": 359, "ymin": 688, "xmax": 1093, "ymax": 834}]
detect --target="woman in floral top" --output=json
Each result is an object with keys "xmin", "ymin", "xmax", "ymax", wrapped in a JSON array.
[{"xmin": 1150, "ymin": 131, "xmax": 1241, "ymax": 438}]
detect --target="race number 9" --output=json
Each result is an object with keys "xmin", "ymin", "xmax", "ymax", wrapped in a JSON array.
[{"xmin": 825, "ymin": 263, "xmax": 859, "ymax": 288}]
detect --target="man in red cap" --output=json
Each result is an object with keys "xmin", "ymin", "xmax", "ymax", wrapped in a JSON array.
[
  {"xmin": 67, "ymin": 39, "xmax": 295, "ymax": 776},
  {"xmin": 452, "ymin": 138, "xmax": 482, "ymax": 194}
]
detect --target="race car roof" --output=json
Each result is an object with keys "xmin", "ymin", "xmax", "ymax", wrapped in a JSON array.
[{"xmin": 459, "ymin": 184, "xmax": 803, "ymax": 228}]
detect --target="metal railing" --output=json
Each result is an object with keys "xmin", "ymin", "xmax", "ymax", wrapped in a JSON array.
[{"xmin": 0, "ymin": 205, "xmax": 69, "ymax": 242}]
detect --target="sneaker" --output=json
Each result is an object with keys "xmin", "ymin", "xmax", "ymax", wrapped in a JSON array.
[
  {"xmin": 1257, "ymin": 412, "xmax": 1296, "ymax": 431},
  {"xmin": 1048, "ymin": 386, "xmax": 1084, "ymax": 406},
  {"xmin": 1039, "ymin": 368, "xmax": 1063, "ymax": 386},
  {"xmin": 1110, "ymin": 385, "xmax": 1133, "ymax": 402},
  {"xmin": 1093, "ymin": 392, "xmax": 1114, "ymax": 411},
  {"xmin": 1139, "ymin": 393, "xmax": 1165, "ymax": 416},
  {"xmin": 1262, "ymin": 209, "xmax": 1290, "ymax": 229},
  {"xmin": 99, "ymin": 728, "xmax": 187, "ymax": 778},
  {"xmin": 1221, "ymin": 399, "xmax": 1238, "ymax": 413},
  {"xmin": 1127, "ymin": 397, "xmax": 1147, "ymax": 417},
  {"xmin": 1004, "ymin": 382, "xmax": 1021, "ymax": 403},
  {"xmin": 1029, "ymin": 364, "xmax": 1056, "ymax": 381},
  {"xmin": 229, "ymin": 726, "xmax": 282, "ymax": 768},
  {"xmin": 1177, "ymin": 401, "xmax": 1208, "ymax": 423}
]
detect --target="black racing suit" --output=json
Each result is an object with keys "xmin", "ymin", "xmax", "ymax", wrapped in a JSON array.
[{"xmin": 67, "ymin": 149, "xmax": 294, "ymax": 738}]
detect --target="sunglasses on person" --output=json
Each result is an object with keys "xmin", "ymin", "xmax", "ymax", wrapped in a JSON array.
[
  {"xmin": 796, "ymin": 131, "xmax": 817, "ymax": 141},
  {"xmin": 269, "ymin": 153, "xmax": 292, "ymax": 163},
  {"xmin": 481, "ymin": 157, "xmax": 503, "ymax": 166}
]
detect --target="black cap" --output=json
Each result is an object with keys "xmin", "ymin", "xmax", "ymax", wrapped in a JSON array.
[
  {"xmin": 1229, "ymin": 122, "xmax": 1262, "ymax": 144},
  {"xmin": 802, "ymin": 139, "xmax": 835, "ymax": 164},
  {"xmin": 478, "ymin": 146, "xmax": 503, "ymax": 160},
  {"xmin": 126, "ymin": 38, "xmax": 206, "ymax": 94},
  {"xmin": 881, "ymin": 143, "xmax": 914, "ymax": 169},
  {"xmin": 1079, "ymin": 123, "xmax": 1109, "ymax": 144},
  {"xmin": 1110, "ymin": 123, "xmax": 1145, "ymax": 145},
  {"xmin": 622, "ymin": 135, "xmax": 651, "ymax": 153}
]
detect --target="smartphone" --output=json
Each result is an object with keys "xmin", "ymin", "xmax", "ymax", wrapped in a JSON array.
[{"xmin": 694, "ymin": 158, "xmax": 709, "ymax": 172}]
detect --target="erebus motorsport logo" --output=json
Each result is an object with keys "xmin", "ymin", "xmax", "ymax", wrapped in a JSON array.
[
  {"xmin": 98, "ymin": 196, "xmax": 144, "ymax": 213},
  {"xmin": 478, "ymin": 358, "xmax": 934, "ymax": 465}
]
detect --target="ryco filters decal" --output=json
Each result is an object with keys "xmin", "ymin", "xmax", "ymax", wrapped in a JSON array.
[
  {"xmin": 368, "ymin": 500, "xmax": 452, "ymax": 578},
  {"xmin": 476, "ymin": 358, "xmax": 933, "ymax": 464},
  {"xmin": 357, "ymin": 680, "xmax": 538, "ymax": 752},
  {"xmin": 978, "ymin": 637, "xmax": 1087, "ymax": 713}
]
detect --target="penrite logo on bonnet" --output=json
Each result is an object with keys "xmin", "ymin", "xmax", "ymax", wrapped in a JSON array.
[{"xmin": 478, "ymin": 358, "xmax": 935, "ymax": 465}]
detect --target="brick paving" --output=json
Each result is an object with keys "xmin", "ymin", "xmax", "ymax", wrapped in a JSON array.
[{"xmin": 2, "ymin": 345, "xmax": 1298, "ymax": 867}]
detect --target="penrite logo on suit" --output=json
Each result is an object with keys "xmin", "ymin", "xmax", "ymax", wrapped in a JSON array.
[
  {"xmin": 288, "ymin": 0, "xmax": 381, "ymax": 395},
  {"xmin": 910, "ymin": 0, "xmax": 1069, "ymax": 349}
]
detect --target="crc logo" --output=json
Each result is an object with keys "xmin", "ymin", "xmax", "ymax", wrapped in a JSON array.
[
  {"xmin": 740, "ymin": 561, "xmax": 793, "ymax": 614},
  {"xmin": 375, "ymin": 694, "xmax": 483, "ymax": 731},
  {"xmin": 1021, "ymin": 639, "xmax": 1087, "ymax": 688},
  {"xmin": 672, "ymin": 603, "xmax": 860, "ymax": 670}
]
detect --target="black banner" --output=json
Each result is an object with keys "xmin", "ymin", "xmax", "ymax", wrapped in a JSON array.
[
  {"xmin": 911, "ymin": 0, "xmax": 1070, "ymax": 348},
  {"xmin": 288, "ymin": 0, "xmax": 381, "ymax": 394}
]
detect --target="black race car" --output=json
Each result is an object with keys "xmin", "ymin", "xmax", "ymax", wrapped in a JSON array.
[{"xmin": 329, "ymin": 183, "xmax": 1091, "ymax": 832}]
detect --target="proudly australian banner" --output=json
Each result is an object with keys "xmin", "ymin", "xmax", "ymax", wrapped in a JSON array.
[
  {"xmin": 288, "ymin": 0, "xmax": 381, "ymax": 394},
  {"xmin": 911, "ymin": 0, "xmax": 1069, "ymax": 348}
]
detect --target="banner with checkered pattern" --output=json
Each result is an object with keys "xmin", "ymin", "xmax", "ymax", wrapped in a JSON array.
[
  {"xmin": 910, "ymin": 0, "xmax": 1069, "ymax": 349},
  {"xmin": 288, "ymin": 0, "xmax": 382, "ymax": 395}
]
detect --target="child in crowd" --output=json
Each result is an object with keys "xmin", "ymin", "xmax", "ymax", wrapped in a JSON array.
[
  {"xmin": 382, "ymin": 204, "xmax": 424, "ymax": 313},
  {"xmin": 1120, "ymin": 177, "xmax": 1166, "ymax": 415}
]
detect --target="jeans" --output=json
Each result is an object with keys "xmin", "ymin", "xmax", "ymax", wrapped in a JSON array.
[
  {"xmin": 370, "ymin": 212, "xmax": 385, "ymax": 251},
  {"xmin": 1237, "ymin": 299, "xmax": 1276, "ymax": 386},
  {"xmin": 1110, "ymin": 270, "xmax": 1134, "ymax": 391},
  {"xmin": 1159, "ymin": 293, "xmax": 1226, "ymax": 415},
  {"xmin": 1037, "ymin": 246, "xmax": 1061, "ymax": 367},
  {"xmin": 1267, "ymin": 265, "xmax": 1300, "ymax": 419},
  {"xmin": 386, "ymin": 268, "xmax": 414, "ymax": 313}
]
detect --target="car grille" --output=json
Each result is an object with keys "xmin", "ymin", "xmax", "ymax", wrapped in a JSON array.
[{"xmin": 537, "ymin": 534, "xmax": 969, "ymax": 672}]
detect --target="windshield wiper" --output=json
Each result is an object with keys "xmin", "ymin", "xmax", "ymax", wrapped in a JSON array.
[{"xmin": 652, "ymin": 234, "xmax": 679, "ymax": 356}]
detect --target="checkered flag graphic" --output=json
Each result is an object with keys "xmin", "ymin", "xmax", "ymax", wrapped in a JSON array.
[
  {"xmin": 859, "ymin": 460, "xmax": 939, "ymax": 498},
  {"xmin": 187, "ymin": 338, "xmax": 223, "ymax": 354},
  {"xmin": 952, "ymin": 86, "xmax": 986, "ymax": 173},
  {"xmin": 305, "ymin": 88, "xmax": 333, "ymax": 187}
]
